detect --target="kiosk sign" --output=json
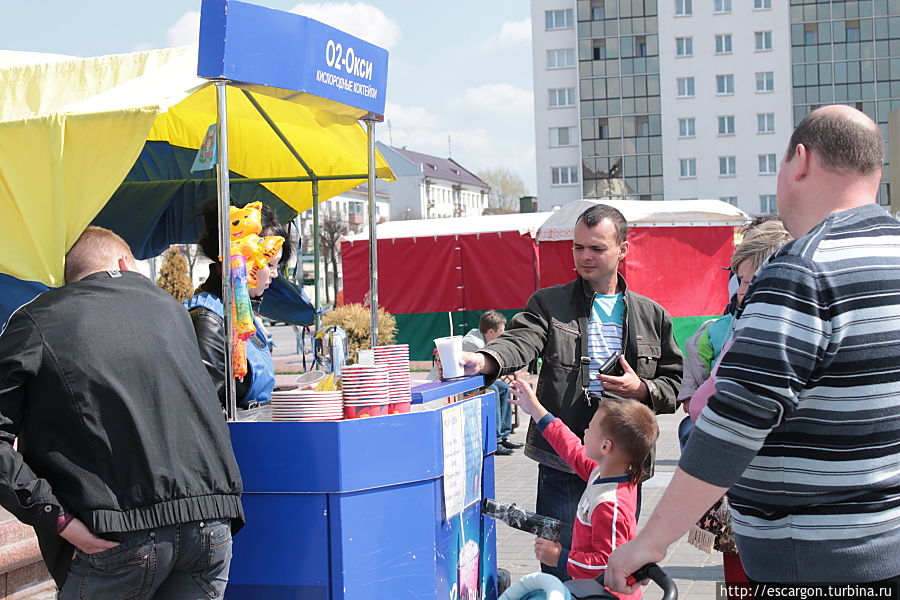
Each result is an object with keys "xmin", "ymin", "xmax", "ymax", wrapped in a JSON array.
[{"xmin": 198, "ymin": 0, "xmax": 389, "ymax": 115}]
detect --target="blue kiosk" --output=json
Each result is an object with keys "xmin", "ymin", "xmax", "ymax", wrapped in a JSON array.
[{"xmin": 196, "ymin": 2, "xmax": 499, "ymax": 598}]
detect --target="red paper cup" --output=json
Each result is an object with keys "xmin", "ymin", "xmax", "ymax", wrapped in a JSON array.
[{"xmin": 389, "ymin": 401, "xmax": 411, "ymax": 414}]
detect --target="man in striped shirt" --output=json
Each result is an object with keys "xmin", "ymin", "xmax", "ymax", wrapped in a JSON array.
[{"xmin": 607, "ymin": 105, "xmax": 900, "ymax": 587}]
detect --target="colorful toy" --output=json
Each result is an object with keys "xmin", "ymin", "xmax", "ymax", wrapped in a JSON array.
[
  {"xmin": 247, "ymin": 235, "xmax": 285, "ymax": 287},
  {"xmin": 229, "ymin": 201, "xmax": 263, "ymax": 241}
]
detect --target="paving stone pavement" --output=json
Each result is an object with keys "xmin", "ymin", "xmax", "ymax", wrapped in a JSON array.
[{"xmin": 494, "ymin": 411, "xmax": 723, "ymax": 600}]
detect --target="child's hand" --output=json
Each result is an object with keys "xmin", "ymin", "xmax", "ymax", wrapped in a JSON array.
[
  {"xmin": 508, "ymin": 379, "xmax": 548, "ymax": 422},
  {"xmin": 534, "ymin": 537, "xmax": 562, "ymax": 567}
]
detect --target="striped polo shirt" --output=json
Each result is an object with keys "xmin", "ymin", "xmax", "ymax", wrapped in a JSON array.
[{"xmin": 680, "ymin": 204, "xmax": 900, "ymax": 582}]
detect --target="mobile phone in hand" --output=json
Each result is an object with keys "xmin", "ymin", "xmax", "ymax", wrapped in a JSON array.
[{"xmin": 598, "ymin": 351, "xmax": 622, "ymax": 376}]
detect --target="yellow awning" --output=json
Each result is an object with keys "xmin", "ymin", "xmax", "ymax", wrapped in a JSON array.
[{"xmin": 0, "ymin": 46, "xmax": 393, "ymax": 287}]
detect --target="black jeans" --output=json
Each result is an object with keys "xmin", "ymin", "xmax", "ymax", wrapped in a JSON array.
[{"xmin": 59, "ymin": 519, "xmax": 233, "ymax": 600}]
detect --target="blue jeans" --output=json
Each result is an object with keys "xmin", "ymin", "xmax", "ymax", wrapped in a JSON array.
[
  {"xmin": 678, "ymin": 416, "xmax": 694, "ymax": 450},
  {"xmin": 59, "ymin": 519, "xmax": 233, "ymax": 600},
  {"xmin": 489, "ymin": 380, "xmax": 513, "ymax": 441}
]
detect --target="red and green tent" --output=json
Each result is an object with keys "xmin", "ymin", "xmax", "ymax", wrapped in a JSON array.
[{"xmin": 341, "ymin": 200, "xmax": 747, "ymax": 361}]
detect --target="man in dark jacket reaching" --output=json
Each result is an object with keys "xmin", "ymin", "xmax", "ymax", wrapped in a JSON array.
[
  {"xmin": 461, "ymin": 204, "xmax": 682, "ymax": 581},
  {"xmin": 0, "ymin": 226, "xmax": 244, "ymax": 599}
]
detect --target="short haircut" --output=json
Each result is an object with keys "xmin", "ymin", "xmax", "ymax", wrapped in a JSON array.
[
  {"xmin": 786, "ymin": 107, "xmax": 883, "ymax": 175},
  {"xmin": 575, "ymin": 204, "xmax": 628, "ymax": 244},
  {"xmin": 478, "ymin": 310, "xmax": 507, "ymax": 334},
  {"xmin": 65, "ymin": 226, "xmax": 135, "ymax": 283},
  {"xmin": 597, "ymin": 397, "xmax": 658, "ymax": 484},
  {"xmin": 731, "ymin": 219, "xmax": 792, "ymax": 273}
]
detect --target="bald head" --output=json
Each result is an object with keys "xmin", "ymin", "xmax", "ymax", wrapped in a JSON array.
[
  {"xmin": 65, "ymin": 226, "xmax": 137, "ymax": 284},
  {"xmin": 786, "ymin": 105, "xmax": 883, "ymax": 177}
]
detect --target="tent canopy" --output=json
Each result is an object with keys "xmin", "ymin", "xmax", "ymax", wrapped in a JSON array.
[
  {"xmin": 0, "ymin": 45, "xmax": 394, "ymax": 288},
  {"xmin": 537, "ymin": 199, "xmax": 748, "ymax": 242}
]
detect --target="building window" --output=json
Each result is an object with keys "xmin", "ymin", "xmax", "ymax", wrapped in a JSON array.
[
  {"xmin": 760, "ymin": 194, "xmax": 777, "ymax": 212},
  {"xmin": 545, "ymin": 9, "xmax": 574, "ymax": 30},
  {"xmin": 597, "ymin": 118, "xmax": 610, "ymax": 139},
  {"xmin": 679, "ymin": 158, "xmax": 697, "ymax": 178},
  {"xmin": 715, "ymin": 34, "xmax": 733, "ymax": 54},
  {"xmin": 551, "ymin": 166, "xmax": 579, "ymax": 185},
  {"xmin": 759, "ymin": 154, "xmax": 777, "ymax": 174},
  {"xmin": 678, "ymin": 117, "xmax": 696, "ymax": 137},
  {"xmin": 677, "ymin": 76, "xmax": 695, "ymax": 97},
  {"xmin": 550, "ymin": 126, "xmax": 577, "ymax": 147},
  {"xmin": 718, "ymin": 115, "xmax": 735, "ymax": 135},
  {"xmin": 635, "ymin": 35, "xmax": 648, "ymax": 57},
  {"xmin": 636, "ymin": 115, "xmax": 650, "ymax": 136},
  {"xmin": 547, "ymin": 48, "xmax": 575, "ymax": 69},
  {"xmin": 593, "ymin": 40, "xmax": 608, "ymax": 60},
  {"xmin": 719, "ymin": 156, "xmax": 737, "ymax": 176},
  {"xmin": 716, "ymin": 74, "xmax": 734, "ymax": 95},
  {"xmin": 846, "ymin": 20, "xmax": 861, "ymax": 42},
  {"xmin": 804, "ymin": 23, "xmax": 817, "ymax": 45},
  {"xmin": 755, "ymin": 71, "xmax": 774, "ymax": 92},
  {"xmin": 755, "ymin": 31, "xmax": 772, "ymax": 51},
  {"xmin": 675, "ymin": 0, "xmax": 692, "ymax": 17},
  {"xmin": 676, "ymin": 37, "xmax": 693, "ymax": 57},
  {"xmin": 549, "ymin": 88, "xmax": 576, "ymax": 107},
  {"xmin": 757, "ymin": 113, "xmax": 775, "ymax": 133},
  {"xmin": 592, "ymin": 0, "xmax": 606, "ymax": 20},
  {"xmin": 754, "ymin": 0, "xmax": 771, "ymax": 8},
  {"xmin": 714, "ymin": 0, "xmax": 732, "ymax": 14},
  {"xmin": 720, "ymin": 196, "xmax": 738, "ymax": 206}
]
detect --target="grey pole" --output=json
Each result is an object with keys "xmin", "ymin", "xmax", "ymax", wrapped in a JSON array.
[
  {"xmin": 214, "ymin": 79, "xmax": 238, "ymax": 421},
  {"xmin": 365, "ymin": 116, "xmax": 378, "ymax": 347},
  {"xmin": 312, "ymin": 179, "xmax": 321, "ymax": 329}
]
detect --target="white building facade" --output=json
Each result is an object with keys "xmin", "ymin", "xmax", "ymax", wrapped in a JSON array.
[
  {"xmin": 376, "ymin": 143, "xmax": 490, "ymax": 220},
  {"xmin": 531, "ymin": 0, "xmax": 897, "ymax": 215}
]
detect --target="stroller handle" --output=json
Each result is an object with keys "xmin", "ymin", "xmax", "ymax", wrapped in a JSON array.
[
  {"xmin": 565, "ymin": 563, "xmax": 677, "ymax": 600},
  {"xmin": 603, "ymin": 563, "xmax": 676, "ymax": 600}
]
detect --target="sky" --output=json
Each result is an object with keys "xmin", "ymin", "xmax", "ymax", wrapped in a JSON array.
[{"xmin": 1, "ymin": 1, "xmax": 537, "ymax": 193}]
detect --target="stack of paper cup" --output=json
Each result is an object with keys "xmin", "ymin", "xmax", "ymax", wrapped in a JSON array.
[
  {"xmin": 373, "ymin": 344, "xmax": 412, "ymax": 414},
  {"xmin": 341, "ymin": 364, "xmax": 391, "ymax": 418},
  {"xmin": 270, "ymin": 390, "xmax": 343, "ymax": 421}
]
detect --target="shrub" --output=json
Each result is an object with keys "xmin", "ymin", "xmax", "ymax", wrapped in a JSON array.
[
  {"xmin": 322, "ymin": 303, "xmax": 396, "ymax": 363},
  {"xmin": 157, "ymin": 247, "xmax": 194, "ymax": 302}
]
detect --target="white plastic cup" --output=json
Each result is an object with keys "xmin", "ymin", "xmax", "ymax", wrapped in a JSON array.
[
  {"xmin": 434, "ymin": 336, "xmax": 465, "ymax": 379},
  {"xmin": 357, "ymin": 349, "xmax": 375, "ymax": 366}
]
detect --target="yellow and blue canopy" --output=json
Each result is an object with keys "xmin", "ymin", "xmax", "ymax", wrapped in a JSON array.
[{"xmin": 0, "ymin": 45, "xmax": 393, "ymax": 321}]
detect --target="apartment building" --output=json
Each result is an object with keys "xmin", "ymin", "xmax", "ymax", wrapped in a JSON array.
[{"xmin": 532, "ymin": 0, "xmax": 900, "ymax": 214}]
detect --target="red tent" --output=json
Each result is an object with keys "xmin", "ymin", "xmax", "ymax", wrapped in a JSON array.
[{"xmin": 342, "ymin": 201, "xmax": 747, "ymax": 360}]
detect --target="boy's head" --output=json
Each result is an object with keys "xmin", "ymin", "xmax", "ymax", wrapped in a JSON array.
[
  {"xmin": 479, "ymin": 310, "xmax": 507, "ymax": 342},
  {"xmin": 584, "ymin": 397, "xmax": 658, "ymax": 483}
]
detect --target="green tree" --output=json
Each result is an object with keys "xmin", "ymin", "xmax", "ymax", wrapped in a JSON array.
[
  {"xmin": 156, "ymin": 247, "xmax": 194, "ymax": 302},
  {"xmin": 477, "ymin": 167, "xmax": 528, "ymax": 211}
]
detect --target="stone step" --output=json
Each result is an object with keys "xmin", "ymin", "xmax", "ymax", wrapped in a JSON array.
[
  {"xmin": 0, "ymin": 509, "xmax": 53, "ymax": 600},
  {"xmin": 0, "ymin": 511, "xmax": 35, "ymax": 549}
]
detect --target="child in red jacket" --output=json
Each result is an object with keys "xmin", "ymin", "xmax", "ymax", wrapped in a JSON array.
[{"xmin": 509, "ymin": 380, "xmax": 658, "ymax": 599}]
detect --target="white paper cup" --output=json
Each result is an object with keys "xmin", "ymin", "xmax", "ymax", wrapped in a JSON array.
[{"xmin": 434, "ymin": 336, "xmax": 465, "ymax": 379}]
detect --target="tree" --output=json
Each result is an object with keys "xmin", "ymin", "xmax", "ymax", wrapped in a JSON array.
[
  {"xmin": 320, "ymin": 211, "xmax": 347, "ymax": 305},
  {"xmin": 477, "ymin": 167, "xmax": 528, "ymax": 211},
  {"xmin": 156, "ymin": 247, "xmax": 194, "ymax": 302}
]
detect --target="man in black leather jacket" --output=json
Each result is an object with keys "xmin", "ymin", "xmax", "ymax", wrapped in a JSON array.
[
  {"xmin": 0, "ymin": 226, "xmax": 243, "ymax": 599},
  {"xmin": 462, "ymin": 204, "xmax": 682, "ymax": 580}
]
